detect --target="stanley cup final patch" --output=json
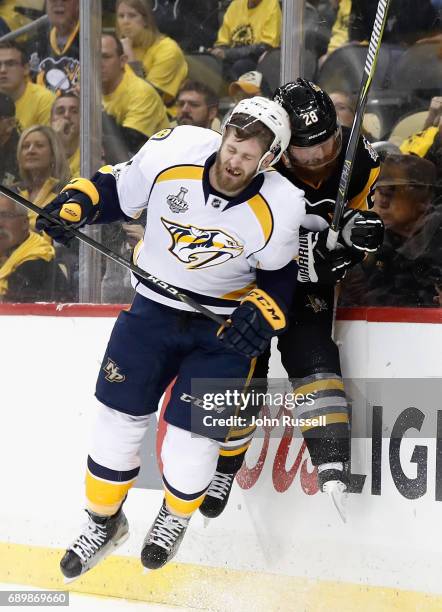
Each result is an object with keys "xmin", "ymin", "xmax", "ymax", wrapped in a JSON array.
[
  {"xmin": 167, "ymin": 187, "xmax": 189, "ymax": 213},
  {"xmin": 103, "ymin": 358, "xmax": 126, "ymax": 383}
]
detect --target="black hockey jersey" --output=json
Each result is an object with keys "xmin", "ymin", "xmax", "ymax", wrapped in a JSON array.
[
  {"xmin": 28, "ymin": 22, "xmax": 80, "ymax": 93},
  {"xmin": 276, "ymin": 126, "xmax": 380, "ymax": 233}
]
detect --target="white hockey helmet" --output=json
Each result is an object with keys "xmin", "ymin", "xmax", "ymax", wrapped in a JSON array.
[{"xmin": 223, "ymin": 96, "xmax": 291, "ymax": 172}]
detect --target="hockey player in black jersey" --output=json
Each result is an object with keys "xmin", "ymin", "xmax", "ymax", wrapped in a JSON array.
[{"xmin": 199, "ymin": 79, "xmax": 384, "ymax": 522}]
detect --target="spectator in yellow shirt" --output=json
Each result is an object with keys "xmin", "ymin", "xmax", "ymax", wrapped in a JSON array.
[
  {"xmin": 50, "ymin": 92, "xmax": 80, "ymax": 178},
  {"xmin": 116, "ymin": 0, "xmax": 188, "ymax": 112},
  {"xmin": 0, "ymin": 194, "xmax": 70, "ymax": 302},
  {"xmin": 325, "ymin": 0, "xmax": 351, "ymax": 56},
  {"xmin": 210, "ymin": 0, "xmax": 281, "ymax": 79},
  {"xmin": 0, "ymin": 41, "xmax": 55, "ymax": 131},
  {"xmin": 101, "ymin": 33, "xmax": 169, "ymax": 157},
  {"xmin": 17, "ymin": 125, "xmax": 70, "ymax": 233}
]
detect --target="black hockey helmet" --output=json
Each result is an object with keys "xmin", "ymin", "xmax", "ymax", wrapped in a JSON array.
[{"xmin": 273, "ymin": 79, "xmax": 338, "ymax": 147}]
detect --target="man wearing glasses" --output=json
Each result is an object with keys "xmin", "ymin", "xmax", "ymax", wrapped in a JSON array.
[{"xmin": 0, "ymin": 41, "xmax": 55, "ymax": 131}]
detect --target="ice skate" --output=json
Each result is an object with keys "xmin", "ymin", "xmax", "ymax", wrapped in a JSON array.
[
  {"xmin": 60, "ymin": 508, "xmax": 129, "ymax": 581},
  {"xmin": 318, "ymin": 462, "xmax": 348, "ymax": 523},
  {"xmin": 141, "ymin": 501, "xmax": 190, "ymax": 570},
  {"xmin": 199, "ymin": 471, "xmax": 235, "ymax": 519}
]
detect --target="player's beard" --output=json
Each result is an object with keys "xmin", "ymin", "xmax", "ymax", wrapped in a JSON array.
[
  {"xmin": 212, "ymin": 153, "xmax": 254, "ymax": 195},
  {"xmin": 285, "ymin": 130, "xmax": 342, "ymax": 174}
]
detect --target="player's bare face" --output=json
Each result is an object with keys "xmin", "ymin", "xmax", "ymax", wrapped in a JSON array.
[
  {"xmin": 211, "ymin": 132, "xmax": 263, "ymax": 196},
  {"xmin": 117, "ymin": 3, "xmax": 145, "ymax": 40},
  {"xmin": 287, "ymin": 131, "xmax": 341, "ymax": 170}
]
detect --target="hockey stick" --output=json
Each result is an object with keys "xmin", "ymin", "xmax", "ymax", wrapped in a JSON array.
[
  {"xmin": 0, "ymin": 184, "xmax": 226, "ymax": 325},
  {"xmin": 326, "ymin": 0, "xmax": 391, "ymax": 250}
]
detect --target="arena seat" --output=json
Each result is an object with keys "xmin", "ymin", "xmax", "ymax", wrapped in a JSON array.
[
  {"xmin": 388, "ymin": 110, "xmax": 429, "ymax": 147},
  {"xmin": 391, "ymin": 42, "xmax": 442, "ymax": 104},
  {"xmin": 184, "ymin": 53, "xmax": 226, "ymax": 97},
  {"xmin": 317, "ymin": 43, "xmax": 401, "ymax": 94}
]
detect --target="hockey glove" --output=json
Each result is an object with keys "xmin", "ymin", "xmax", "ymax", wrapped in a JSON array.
[
  {"xmin": 340, "ymin": 209, "xmax": 384, "ymax": 253},
  {"xmin": 217, "ymin": 289, "xmax": 287, "ymax": 358},
  {"xmin": 36, "ymin": 178, "xmax": 100, "ymax": 245},
  {"xmin": 298, "ymin": 230, "xmax": 355, "ymax": 284}
]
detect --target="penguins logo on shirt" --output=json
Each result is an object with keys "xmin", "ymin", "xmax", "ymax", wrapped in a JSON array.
[
  {"xmin": 161, "ymin": 218, "xmax": 243, "ymax": 269},
  {"xmin": 306, "ymin": 294, "xmax": 328, "ymax": 313},
  {"xmin": 37, "ymin": 56, "xmax": 80, "ymax": 92}
]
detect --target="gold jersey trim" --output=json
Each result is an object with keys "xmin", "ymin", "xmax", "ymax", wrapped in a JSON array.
[
  {"xmin": 156, "ymin": 165, "xmax": 204, "ymax": 184},
  {"xmin": 247, "ymin": 193, "xmax": 273, "ymax": 244}
]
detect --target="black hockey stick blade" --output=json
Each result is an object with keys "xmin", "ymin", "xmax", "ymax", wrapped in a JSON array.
[
  {"xmin": 0, "ymin": 183, "xmax": 226, "ymax": 325},
  {"xmin": 327, "ymin": 0, "xmax": 391, "ymax": 250}
]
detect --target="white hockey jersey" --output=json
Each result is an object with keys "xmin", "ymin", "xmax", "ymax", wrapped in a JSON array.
[{"xmin": 105, "ymin": 126, "xmax": 305, "ymax": 314}]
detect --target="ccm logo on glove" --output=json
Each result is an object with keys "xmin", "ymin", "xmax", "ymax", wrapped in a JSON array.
[
  {"xmin": 242, "ymin": 289, "xmax": 286, "ymax": 330},
  {"xmin": 217, "ymin": 288, "xmax": 287, "ymax": 359}
]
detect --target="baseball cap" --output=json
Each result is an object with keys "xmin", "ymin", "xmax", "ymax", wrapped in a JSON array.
[
  {"xmin": 376, "ymin": 154, "xmax": 436, "ymax": 188},
  {"xmin": 229, "ymin": 71, "xmax": 263, "ymax": 97},
  {"xmin": 0, "ymin": 93, "xmax": 15, "ymax": 118}
]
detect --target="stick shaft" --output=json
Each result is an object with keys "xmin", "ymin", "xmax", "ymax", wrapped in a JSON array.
[
  {"xmin": 327, "ymin": 0, "xmax": 391, "ymax": 250},
  {"xmin": 0, "ymin": 184, "xmax": 226, "ymax": 325}
]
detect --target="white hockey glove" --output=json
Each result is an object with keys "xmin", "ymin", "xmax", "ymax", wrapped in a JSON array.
[
  {"xmin": 297, "ymin": 230, "xmax": 354, "ymax": 285},
  {"xmin": 340, "ymin": 209, "xmax": 384, "ymax": 253}
]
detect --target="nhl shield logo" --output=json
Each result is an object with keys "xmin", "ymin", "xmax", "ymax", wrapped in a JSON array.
[
  {"xmin": 161, "ymin": 218, "xmax": 243, "ymax": 269},
  {"xmin": 167, "ymin": 187, "xmax": 189, "ymax": 213},
  {"xmin": 103, "ymin": 358, "xmax": 126, "ymax": 383}
]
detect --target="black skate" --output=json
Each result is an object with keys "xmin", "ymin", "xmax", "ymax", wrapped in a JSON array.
[
  {"xmin": 199, "ymin": 471, "xmax": 235, "ymax": 519},
  {"xmin": 141, "ymin": 501, "xmax": 189, "ymax": 570},
  {"xmin": 60, "ymin": 508, "xmax": 129, "ymax": 581},
  {"xmin": 317, "ymin": 462, "xmax": 348, "ymax": 523}
]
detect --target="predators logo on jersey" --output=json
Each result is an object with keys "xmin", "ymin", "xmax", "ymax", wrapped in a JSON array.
[{"xmin": 161, "ymin": 218, "xmax": 243, "ymax": 269}]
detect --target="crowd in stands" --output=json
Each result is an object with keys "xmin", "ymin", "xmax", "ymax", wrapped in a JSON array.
[{"xmin": 0, "ymin": 0, "xmax": 440, "ymax": 307}]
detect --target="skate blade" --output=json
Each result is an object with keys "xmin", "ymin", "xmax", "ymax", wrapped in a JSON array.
[
  {"xmin": 327, "ymin": 488, "xmax": 347, "ymax": 524},
  {"xmin": 203, "ymin": 518, "xmax": 211, "ymax": 528},
  {"xmin": 142, "ymin": 568, "xmax": 151, "ymax": 575}
]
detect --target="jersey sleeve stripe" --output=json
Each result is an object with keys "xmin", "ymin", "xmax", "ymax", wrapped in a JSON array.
[
  {"xmin": 247, "ymin": 194, "xmax": 274, "ymax": 244},
  {"xmin": 156, "ymin": 165, "xmax": 204, "ymax": 183},
  {"xmin": 349, "ymin": 165, "xmax": 380, "ymax": 211}
]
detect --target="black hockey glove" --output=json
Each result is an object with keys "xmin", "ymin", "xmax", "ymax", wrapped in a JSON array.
[
  {"xmin": 298, "ymin": 230, "xmax": 356, "ymax": 284},
  {"xmin": 36, "ymin": 178, "xmax": 100, "ymax": 245},
  {"xmin": 339, "ymin": 209, "xmax": 384, "ymax": 253},
  {"xmin": 217, "ymin": 289, "xmax": 287, "ymax": 358}
]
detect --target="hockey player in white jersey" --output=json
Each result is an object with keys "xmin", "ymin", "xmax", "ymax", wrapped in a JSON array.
[{"xmin": 36, "ymin": 97, "xmax": 306, "ymax": 577}]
